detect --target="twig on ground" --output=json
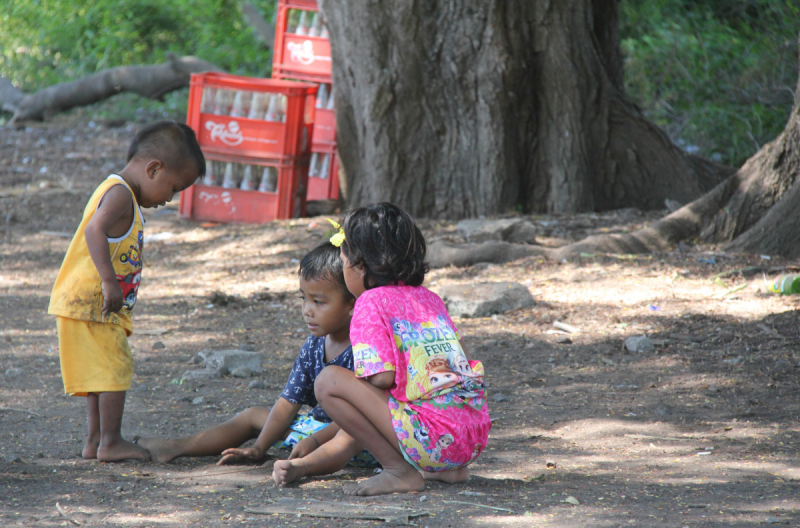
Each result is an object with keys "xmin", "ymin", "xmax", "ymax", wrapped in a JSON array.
[
  {"xmin": 0, "ymin": 407, "xmax": 40, "ymax": 416},
  {"xmin": 553, "ymin": 321, "xmax": 580, "ymax": 334},
  {"xmin": 442, "ymin": 500, "xmax": 517, "ymax": 514},
  {"xmin": 160, "ymin": 465, "xmax": 268, "ymax": 480},
  {"xmin": 56, "ymin": 502, "xmax": 82, "ymax": 526},
  {"xmin": 711, "ymin": 282, "xmax": 748, "ymax": 298}
]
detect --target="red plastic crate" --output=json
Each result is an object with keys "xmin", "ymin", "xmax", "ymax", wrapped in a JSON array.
[
  {"xmin": 179, "ymin": 154, "xmax": 309, "ymax": 223},
  {"xmin": 306, "ymin": 143, "xmax": 339, "ymax": 201},
  {"xmin": 186, "ymin": 72, "xmax": 318, "ymax": 159},
  {"xmin": 272, "ymin": 0, "xmax": 332, "ymax": 83}
]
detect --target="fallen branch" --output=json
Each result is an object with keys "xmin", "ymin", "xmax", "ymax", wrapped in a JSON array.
[
  {"xmin": 442, "ymin": 500, "xmax": 518, "ymax": 514},
  {"xmin": 159, "ymin": 464, "xmax": 268, "ymax": 480},
  {"xmin": 0, "ymin": 407, "xmax": 40, "ymax": 416},
  {"xmin": 10, "ymin": 54, "xmax": 223, "ymax": 123}
]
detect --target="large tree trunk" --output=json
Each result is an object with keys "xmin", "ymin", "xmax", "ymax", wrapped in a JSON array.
[{"xmin": 320, "ymin": 0, "xmax": 730, "ymax": 219}]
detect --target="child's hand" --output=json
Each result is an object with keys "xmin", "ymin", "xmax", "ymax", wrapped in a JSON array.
[
  {"xmin": 101, "ymin": 279, "xmax": 124, "ymax": 315},
  {"xmin": 219, "ymin": 446, "xmax": 264, "ymax": 465},
  {"xmin": 288, "ymin": 436, "xmax": 318, "ymax": 459}
]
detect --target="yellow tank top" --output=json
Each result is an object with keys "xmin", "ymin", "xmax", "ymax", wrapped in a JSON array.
[{"xmin": 48, "ymin": 175, "xmax": 144, "ymax": 334}]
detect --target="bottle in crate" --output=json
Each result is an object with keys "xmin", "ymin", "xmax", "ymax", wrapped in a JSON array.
[
  {"xmin": 316, "ymin": 84, "xmax": 328, "ymax": 109},
  {"xmin": 308, "ymin": 152, "xmax": 320, "ymax": 178},
  {"xmin": 326, "ymin": 89, "xmax": 334, "ymax": 110},
  {"xmin": 320, "ymin": 24, "xmax": 329, "ymax": 39},
  {"xmin": 319, "ymin": 154, "xmax": 330, "ymax": 179},
  {"xmin": 230, "ymin": 91, "xmax": 243, "ymax": 117},
  {"xmin": 240, "ymin": 165, "xmax": 256, "ymax": 191},
  {"xmin": 202, "ymin": 87, "xmax": 217, "ymax": 113},
  {"xmin": 258, "ymin": 167, "xmax": 278, "ymax": 193},
  {"xmin": 249, "ymin": 92, "xmax": 265, "ymax": 119},
  {"xmin": 202, "ymin": 160, "xmax": 217, "ymax": 186},
  {"xmin": 221, "ymin": 163, "xmax": 238, "ymax": 189},
  {"xmin": 264, "ymin": 94, "xmax": 282, "ymax": 122},
  {"xmin": 308, "ymin": 12, "xmax": 321, "ymax": 37},
  {"xmin": 213, "ymin": 89, "xmax": 231, "ymax": 115},
  {"xmin": 295, "ymin": 11, "xmax": 308, "ymax": 35}
]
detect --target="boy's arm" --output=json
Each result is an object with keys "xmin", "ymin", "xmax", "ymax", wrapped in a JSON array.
[
  {"xmin": 288, "ymin": 422, "xmax": 340, "ymax": 459},
  {"xmin": 84, "ymin": 185, "xmax": 134, "ymax": 315},
  {"xmin": 220, "ymin": 397, "xmax": 302, "ymax": 462}
]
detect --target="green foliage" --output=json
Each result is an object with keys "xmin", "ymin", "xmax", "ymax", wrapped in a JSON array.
[
  {"xmin": 621, "ymin": 0, "xmax": 799, "ymax": 166},
  {"xmin": 0, "ymin": 0, "xmax": 275, "ymax": 91}
]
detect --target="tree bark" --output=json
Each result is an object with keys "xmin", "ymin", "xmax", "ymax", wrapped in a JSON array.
[
  {"xmin": 320, "ymin": 0, "xmax": 730, "ymax": 219},
  {"xmin": 544, "ymin": 37, "xmax": 800, "ymax": 260},
  {"xmin": 9, "ymin": 55, "xmax": 222, "ymax": 123}
]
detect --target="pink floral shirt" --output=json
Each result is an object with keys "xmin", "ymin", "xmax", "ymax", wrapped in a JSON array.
[{"xmin": 352, "ymin": 285, "xmax": 491, "ymax": 470}]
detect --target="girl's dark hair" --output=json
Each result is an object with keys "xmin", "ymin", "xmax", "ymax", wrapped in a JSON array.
[
  {"xmin": 127, "ymin": 121, "xmax": 206, "ymax": 177},
  {"xmin": 299, "ymin": 242, "xmax": 355, "ymax": 301},
  {"xmin": 340, "ymin": 202, "xmax": 428, "ymax": 289}
]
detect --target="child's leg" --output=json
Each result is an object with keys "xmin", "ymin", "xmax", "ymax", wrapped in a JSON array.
[
  {"xmin": 420, "ymin": 467, "xmax": 470, "ymax": 483},
  {"xmin": 96, "ymin": 391, "xmax": 150, "ymax": 462},
  {"xmin": 273, "ymin": 429, "xmax": 363, "ymax": 486},
  {"xmin": 314, "ymin": 366, "xmax": 424, "ymax": 496},
  {"xmin": 82, "ymin": 393, "xmax": 101, "ymax": 459},
  {"xmin": 136, "ymin": 407, "xmax": 271, "ymax": 464}
]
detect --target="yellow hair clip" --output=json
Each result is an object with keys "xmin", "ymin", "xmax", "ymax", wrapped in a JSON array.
[{"xmin": 327, "ymin": 218, "xmax": 345, "ymax": 247}]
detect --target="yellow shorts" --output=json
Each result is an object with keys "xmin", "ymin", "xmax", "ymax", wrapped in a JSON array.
[{"xmin": 56, "ymin": 317, "xmax": 133, "ymax": 396}]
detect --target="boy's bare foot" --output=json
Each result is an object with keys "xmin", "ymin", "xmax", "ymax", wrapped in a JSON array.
[
  {"xmin": 82, "ymin": 440, "xmax": 99, "ymax": 460},
  {"xmin": 97, "ymin": 439, "xmax": 151, "ymax": 462},
  {"xmin": 342, "ymin": 465, "xmax": 425, "ymax": 496},
  {"xmin": 133, "ymin": 437, "xmax": 180, "ymax": 464},
  {"xmin": 272, "ymin": 459, "xmax": 307, "ymax": 486},
  {"xmin": 218, "ymin": 452, "xmax": 257, "ymax": 466},
  {"xmin": 420, "ymin": 466, "xmax": 469, "ymax": 484}
]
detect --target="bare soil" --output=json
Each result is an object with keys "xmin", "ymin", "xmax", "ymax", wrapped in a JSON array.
[{"xmin": 1, "ymin": 118, "xmax": 799, "ymax": 527}]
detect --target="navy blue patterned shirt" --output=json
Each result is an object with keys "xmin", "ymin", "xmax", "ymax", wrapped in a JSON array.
[{"xmin": 280, "ymin": 334, "xmax": 354, "ymax": 422}]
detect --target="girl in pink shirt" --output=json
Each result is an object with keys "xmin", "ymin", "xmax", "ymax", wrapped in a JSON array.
[{"xmin": 315, "ymin": 203, "xmax": 491, "ymax": 496}]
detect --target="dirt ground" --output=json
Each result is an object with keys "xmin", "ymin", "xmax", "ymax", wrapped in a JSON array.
[{"xmin": 1, "ymin": 117, "xmax": 799, "ymax": 528}]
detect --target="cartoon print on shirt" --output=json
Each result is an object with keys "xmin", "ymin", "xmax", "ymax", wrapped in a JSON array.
[
  {"xmin": 430, "ymin": 433, "xmax": 454, "ymax": 463},
  {"xmin": 119, "ymin": 230, "xmax": 143, "ymax": 267},
  {"xmin": 116, "ymin": 268, "xmax": 141, "ymax": 311},
  {"xmin": 413, "ymin": 422, "xmax": 430, "ymax": 447},
  {"xmin": 426, "ymin": 356, "xmax": 459, "ymax": 392}
]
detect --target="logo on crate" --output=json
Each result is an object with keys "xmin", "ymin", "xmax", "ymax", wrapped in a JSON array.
[
  {"xmin": 205, "ymin": 120, "xmax": 244, "ymax": 146},
  {"xmin": 286, "ymin": 40, "xmax": 331, "ymax": 66}
]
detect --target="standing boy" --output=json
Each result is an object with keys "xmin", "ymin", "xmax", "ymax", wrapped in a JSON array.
[{"xmin": 48, "ymin": 121, "xmax": 204, "ymax": 461}]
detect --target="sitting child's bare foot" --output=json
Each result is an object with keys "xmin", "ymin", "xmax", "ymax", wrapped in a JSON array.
[
  {"xmin": 272, "ymin": 459, "xmax": 307, "ymax": 486},
  {"xmin": 82, "ymin": 440, "xmax": 99, "ymax": 460},
  {"xmin": 420, "ymin": 466, "xmax": 469, "ymax": 484},
  {"xmin": 133, "ymin": 437, "xmax": 180, "ymax": 464},
  {"xmin": 343, "ymin": 465, "xmax": 425, "ymax": 496},
  {"xmin": 97, "ymin": 439, "xmax": 151, "ymax": 462}
]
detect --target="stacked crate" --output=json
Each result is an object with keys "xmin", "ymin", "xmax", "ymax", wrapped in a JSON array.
[
  {"xmin": 179, "ymin": 73, "xmax": 318, "ymax": 223},
  {"xmin": 272, "ymin": 0, "xmax": 339, "ymax": 201}
]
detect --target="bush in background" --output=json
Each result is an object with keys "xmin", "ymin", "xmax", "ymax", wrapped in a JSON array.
[
  {"xmin": 0, "ymin": 0, "xmax": 274, "ymax": 90},
  {"xmin": 621, "ymin": 0, "xmax": 799, "ymax": 166}
]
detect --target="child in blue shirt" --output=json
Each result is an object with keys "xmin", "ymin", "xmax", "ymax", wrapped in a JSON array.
[{"xmin": 136, "ymin": 242, "xmax": 374, "ymax": 480}]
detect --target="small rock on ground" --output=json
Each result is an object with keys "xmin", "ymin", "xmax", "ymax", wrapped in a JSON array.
[
  {"xmin": 625, "ymin": 335, "xmax": 654, "ymax": 353},
  {"xmin": 438, "ymin": 282, "xmax": 535, "ymax": 318},
  {"xmin": 248, "ymin": 380, "xmax": 265, "ymax": 390},
  {"xmin": 231, "ymin": 367, "xmax": 253, "ymax": 378}
]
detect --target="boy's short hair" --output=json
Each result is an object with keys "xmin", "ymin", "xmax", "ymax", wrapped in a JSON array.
[
  {"xmin": 127, "ymin": 121, "xmax": 206, "ymax": 177},
  {"xmin": 299, "ymin": 242, "xmax": 355, "ymax": 301},
  {"xmin": 340, "ymin": 202, "xmax": 428, "ymax": 289}
]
